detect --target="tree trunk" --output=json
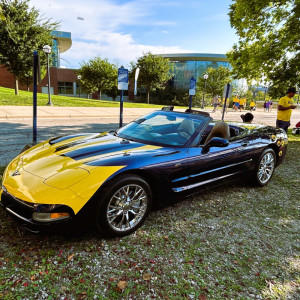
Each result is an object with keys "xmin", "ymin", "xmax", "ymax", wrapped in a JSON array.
[
  {"xmin": 147, "ymin": 90, "xmax": 150, "ymax": 104},
  {"xmin": 15, "ymin": 76, "xmax": 19, "ymax": 95}
]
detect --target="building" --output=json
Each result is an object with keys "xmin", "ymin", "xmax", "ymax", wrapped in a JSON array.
[
  {"xmin": 160, "ymin": 53, "xmax": 231, "ymax": 89},
  {"xmin": 0, "ymin": 31, "xmax": 81, "ymax": 96}
]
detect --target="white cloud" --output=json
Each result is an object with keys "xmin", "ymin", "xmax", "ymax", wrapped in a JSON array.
[
  {"xmin": 30, "ymin": 0, "xmax": 188, "ymax": 68},
  {"xmin": 62, "ymin": 33, "xmax": 191, "ymax": 68}
]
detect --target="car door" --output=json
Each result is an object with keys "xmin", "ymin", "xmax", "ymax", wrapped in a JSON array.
[
  {"xmin": 228, "ymin": 125, "xmax": 256, "ymax": 171},
  {"xmin": 184, "ymin": 124, "xmax": 255, "ymax": 192},
  {"xmin": 186, "ymin": 141, "xmax": 242, "ymax": 192}
]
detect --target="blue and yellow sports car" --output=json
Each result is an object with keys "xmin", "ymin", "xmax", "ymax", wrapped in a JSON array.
[{"xmin": 0, "ymin": 108, "xmax": 288, "ymax": 237}]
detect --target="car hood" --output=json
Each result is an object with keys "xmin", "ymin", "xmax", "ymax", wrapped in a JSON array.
[{"xmin": 20, "ymin": 132, "xmax": 165, "ymax": 180}]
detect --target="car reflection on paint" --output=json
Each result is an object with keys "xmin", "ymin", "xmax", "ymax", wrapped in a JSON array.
[{"xmin": 0, "ymin": 108, "xmax": 288, "ymax": 237}]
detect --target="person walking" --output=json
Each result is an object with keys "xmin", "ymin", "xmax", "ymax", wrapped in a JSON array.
[
  {"xmin": 266, "ymin": 100, "xmax": 270, "ymax": 112},
  {"xmin": 269, "ymin": 100, "xmax": 273, "ymax": 112},
  {"xmin": 276, "ymin": 87, "xmax": 297, "ymax": 133},
  {"xmin": 212, "ymin": 96, "xmax": 219, "ymax": 112},
  {"xmin": 250, "ymin": 101, "xmax": 256, "ymax": 111}
]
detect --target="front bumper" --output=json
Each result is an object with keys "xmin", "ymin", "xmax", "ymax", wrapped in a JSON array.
[{"xmin": 0, "ymin": 188, "xmax": 74, "ymax": 232}]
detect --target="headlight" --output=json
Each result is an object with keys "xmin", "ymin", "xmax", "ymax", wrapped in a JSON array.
[
  {"xmin": 32, "ymin": 212, "xmax": 70, "ymax": 222},
  {"xmin": 32, "ymin": 204, "xmax": 72, "ymax": 222}
]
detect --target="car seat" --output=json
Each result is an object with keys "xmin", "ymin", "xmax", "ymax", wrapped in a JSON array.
[
  {"xmin": 177, "ymin": 118, "xmax": 195, "ymax": 139},
  {"xmin": 205, "ymin": 121, "xmax": 230, "ymax": 144}
]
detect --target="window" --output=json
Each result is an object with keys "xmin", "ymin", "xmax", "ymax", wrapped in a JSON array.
[{"xmin": 58, "ymin": 82, "xmax": 73, "ymax": 95}]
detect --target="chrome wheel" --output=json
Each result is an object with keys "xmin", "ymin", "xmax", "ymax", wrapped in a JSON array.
[
  {"xmin": 107, "ymin": 184, "xmax": 148, "ymax": 232},
  {"xmin": 257, "ymin": 152, "xmax": 275, "ymax": 185}
]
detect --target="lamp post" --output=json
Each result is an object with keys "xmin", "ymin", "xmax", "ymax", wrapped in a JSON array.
[
  {"xmin": 77, "ymin": 75, "xmax": 82, "ymax": 98},
  {"xmin": 43, "ymin": 45, "xmax": 52, "ymax": 106},
  {"xmin": 202, "ymin": 74, "xmax": 208, "ymax": 109},
  {"xmin": 264, "ymin": 86, "xmax": 267, "ymax": 101}
]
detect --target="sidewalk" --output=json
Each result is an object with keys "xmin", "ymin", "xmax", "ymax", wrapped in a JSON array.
[
  {"xmin": 1, "ymin": 105, "xmax": 299, "ymax": 126},
  {"xmin": 0, "ymin": 106, "xmax": 156, "ymax": 119}
]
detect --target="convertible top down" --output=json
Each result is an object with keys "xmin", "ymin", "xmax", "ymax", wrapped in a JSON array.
[{"xmin": 0, "ymin": 108, "xmax": 288, "ymax": 237}]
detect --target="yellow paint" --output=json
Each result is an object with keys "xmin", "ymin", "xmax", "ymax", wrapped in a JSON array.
[
  {"xmin": 45, "ymin": 168, "xmax": 90, "ymax": 189},
  {"xmin": 69, "ymin": 166, "xmax": 125, "ymax": 200},
  {"xmin": 131, "ymin": 145, "xmax": 162, "ymax": 151},
  {"xmin": 2, "ymin": 135, "xmax": 162, "ymax": 215}
]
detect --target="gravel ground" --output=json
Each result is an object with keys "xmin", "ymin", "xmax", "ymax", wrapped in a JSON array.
[{"xmin": 0, "ymin": 132, "xmax": 299, "ymax": 299}]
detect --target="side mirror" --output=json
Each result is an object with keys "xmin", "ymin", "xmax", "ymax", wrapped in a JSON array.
[{"xmin": 202, "ymin": 137, "xmax": 229, "ymax": 153}]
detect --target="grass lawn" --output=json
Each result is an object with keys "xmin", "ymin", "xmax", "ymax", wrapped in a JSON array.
[
  {"xmin": 0, "ymin": 134, "xmax": 299, "ymax": 299},
  {"xmin": 0, "ymin": 87, "xmax": 164, "ymax": 108}
]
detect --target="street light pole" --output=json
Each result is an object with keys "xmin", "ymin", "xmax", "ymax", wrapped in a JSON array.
[
  {"xmin": 264, "ymin": 86, "xmax": 267, "ymax": 101},
  {"xmin": 77, "ymin": 75, "xmax": 82, "ymax": 98},
  {"xmin": 43, "ymin": 45, "xmax": 53, "ymax": 106},
  {"xmin": 202, "ymin": 74, "xmax": 208, "ymax": 109}
]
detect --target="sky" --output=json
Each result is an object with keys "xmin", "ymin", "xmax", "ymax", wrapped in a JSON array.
[{"xmin": 29, "ymin": 0, "xmax": 238, "ymax": 69}]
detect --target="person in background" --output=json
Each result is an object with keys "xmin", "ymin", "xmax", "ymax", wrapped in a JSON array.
[
  {"xmin": 263, "ymin": 101, "xmax": 267, "ymax": 112},
  {"xmin": 276, "ymin": 87, "xmax": 297, "ymax": 133},
  {"xmin": 269, "ymin": 100, "xmax": 273, "ymax": 112},
  {"xmin": 241, "ymin": 112, "xmax": 254, "ymax": 123},
  {"xmin": 212, "ymin": 95, "xmax": 219, "ymax": 112},
  {"xmin": 266, "ymin": 100, "xmax": 270, "ymax": 112},
  {"xmin": 250, "ymin": 101, "xmax": 256, "ymax": 111},
  {"xmin": 234, "ymin": 99, "xmax": 239, "ymax": 111},
  {"xmin": 242, "ymin": 98, "xmax": 247, "ymax": 111}
]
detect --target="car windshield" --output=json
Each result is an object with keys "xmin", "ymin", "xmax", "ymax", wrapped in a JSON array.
[{"xmin": 117, "ymin": 111, "xmax": 210, "ymax": 146}]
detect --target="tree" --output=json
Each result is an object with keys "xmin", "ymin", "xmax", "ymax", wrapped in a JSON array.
[
  {"xmin": 78, "ymin": 57, "xmax": 117, "ymax": 100},
  {"xmin": 137, "ymin": 52, "xmax": 173, "ymax": 104},
  {"xmin": 196, "ymin": 66, "xmax": 232, "ymax": 102},
  {"xmin": 0, "ymin": 0, "xmax": 58, "ymax": 95},
  {"xmin": 227, "ymin": 0, "xmax": 300, "ymax": 96}
]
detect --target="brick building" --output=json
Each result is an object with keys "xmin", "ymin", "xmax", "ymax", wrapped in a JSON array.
[{"xmin": 0, "ymin": 31, "xmax": 81, "ymax": 96}]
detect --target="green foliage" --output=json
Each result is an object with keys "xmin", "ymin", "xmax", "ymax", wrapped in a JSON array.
[
  {"xmin": 147, "ymin": 87, "xmax": 189, "ymax": 106},
  {"xmin": 0, "ymin": 0, "xmax": 58, "ymax": 95},
  {"xmin": 78, "ymin": 57, "xmax": 118, "ymax": 100},
  {"xmin": 196, "ymin": 66, "xmax": 232, "ymax": 100},
  {"xmin": 228, "ymin": 0, "xmax": 300, "ymax": 97},
  {"xmin": 137, "ymin": 52, "xmax": 173, "ymax": 104}
]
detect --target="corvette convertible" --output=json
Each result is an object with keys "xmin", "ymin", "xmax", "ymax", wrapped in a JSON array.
[{"xmin": 1, "ymin": 108, "xmax": 288, "ymax": 237}]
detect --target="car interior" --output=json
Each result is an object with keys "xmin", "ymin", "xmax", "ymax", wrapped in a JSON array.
[{"xmin": 200, "ymin": 122, "xmax": 245, "ymax": 145}]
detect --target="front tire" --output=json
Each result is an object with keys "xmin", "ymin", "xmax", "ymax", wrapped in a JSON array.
[
  {"xmin": 95, "ymin": 174, "xmax": 152, "ymax": 237},
  {"xmin": 253, "ymin": 148, "xmax": 276, "ymax": 186}
]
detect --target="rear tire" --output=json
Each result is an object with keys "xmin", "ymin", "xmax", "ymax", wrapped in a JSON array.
[
  {"xmin": 253, "ymin": 148, "xmax": 276, "ymax": 186},
  {"xmin": 94, "ymin": 174, "xmax": 152, "ymax": 237}
]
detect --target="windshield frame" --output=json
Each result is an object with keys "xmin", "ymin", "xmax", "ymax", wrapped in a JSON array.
[{"xmin": 117, "ymin": 110, "xmax": 212, "ymax": 148}]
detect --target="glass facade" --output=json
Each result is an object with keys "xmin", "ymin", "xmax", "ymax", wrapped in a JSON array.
[
  {"xmin": 161, "ymin": 54, "xmax": 231, "ymax": 89},
  {"xmin": 50, "ymin": 31, "xmax": 72, "ymax": 68},
  {"xmin": 58, "ymin": 82, "xmax": 73, "ymax": 94},
  {"xmin": 51, "ymin": 39, "xmax": 60, "ymax": 67}
]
